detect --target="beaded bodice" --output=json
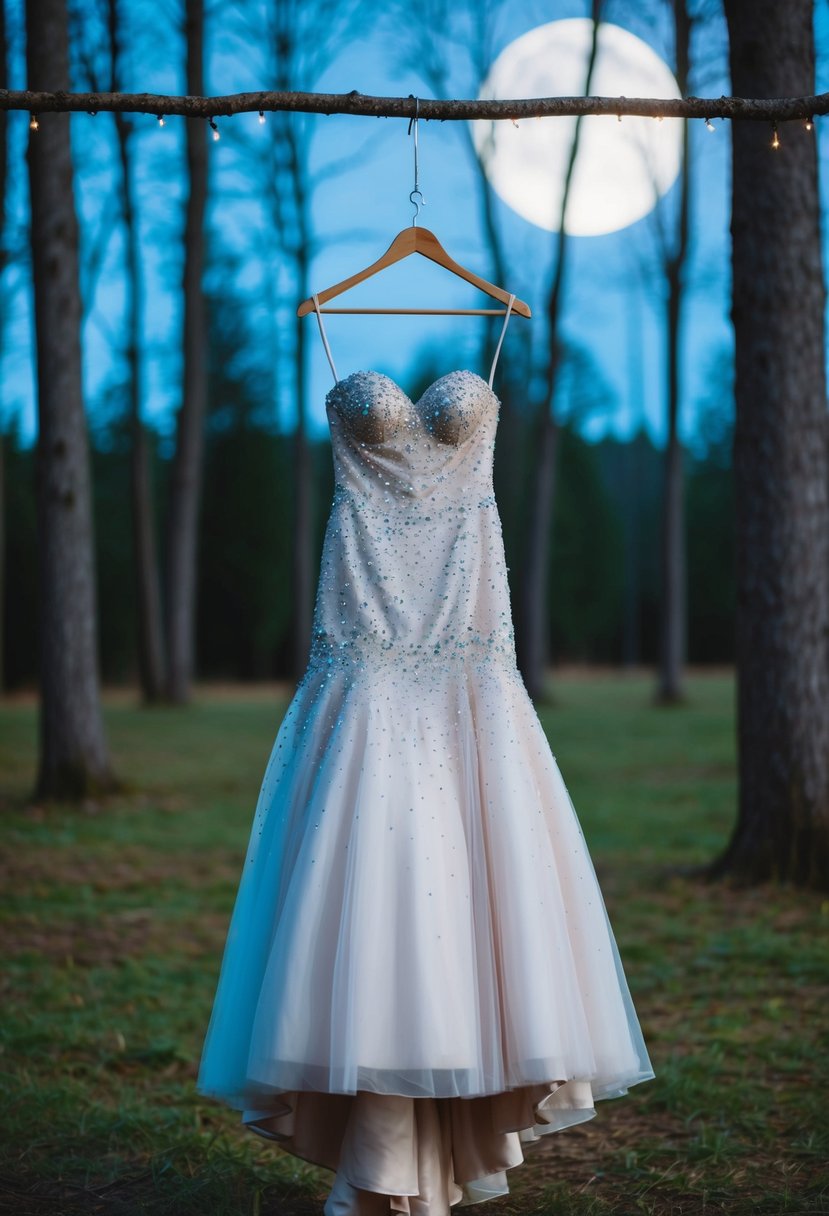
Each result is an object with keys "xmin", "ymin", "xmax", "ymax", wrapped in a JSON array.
[{"xmin": 307, "ymin": 369, "xmax": 518, "ymax": 683}]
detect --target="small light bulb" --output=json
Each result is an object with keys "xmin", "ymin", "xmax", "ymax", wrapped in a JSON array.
[
  {"xmin": 213, "ymin": 127, "xmax": 220, "ymax": 141},
  {"xmin": 209, "ymin": 118, "xmax": 220, "ymax": 141},
  {"xmin": 805, "ymin": 117, "xmax": 813, "ymax": 132},
  {"xmin": 258, "ymin": 110, "xmax": 265, "ymax": 125},
  {"xmin": 705, "ymin": 117, "xmax": 715, "ymax": 132},
  {"xmin": 771, "ymin": 125, "xmax": 780, "ymax": 149},
  {"xmin": 157, "ymin": 115, "xmax": 165, "ymax": 128},
  {"xmin": 29, "ymin": 115, "xmax": 39, "ymax": 131}
]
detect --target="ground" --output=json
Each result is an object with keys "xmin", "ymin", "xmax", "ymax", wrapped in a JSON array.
[{"xmin": 0, "ymin": 669, "xmax": 826, "ymax": 1215}]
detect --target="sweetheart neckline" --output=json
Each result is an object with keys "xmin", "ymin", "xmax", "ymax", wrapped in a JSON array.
[{"xmin": 326, "ymin": 368, "xmax": 501, "ymax": 408}]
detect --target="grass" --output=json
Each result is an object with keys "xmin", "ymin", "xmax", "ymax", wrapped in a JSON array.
[{"xmin": 1, "ymin": 669, "xmax": 827, "ymax": 1215}]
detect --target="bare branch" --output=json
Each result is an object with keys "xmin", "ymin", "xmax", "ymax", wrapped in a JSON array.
[{"xmin": 2, "ymin": 86, "xmax": 827, "ymax": 122}]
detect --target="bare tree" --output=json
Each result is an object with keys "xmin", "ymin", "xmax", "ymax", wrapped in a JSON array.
[
  {"xmin": 393, "ymin": 0, "xmax": 607, "ymax": 699},
  {"xmin": 0, "ymin": 0, "xmax": 7, "ymax": 693},
  {"xmin": 610, "ymin": 0, "xmax": 721, "ymax": 681},
  {"xmin": 392, "ymin": 0, "xmax": 511, "ymax": 363},
  {"xmin": 26, "ymin": 0, "xmax": 117, "ymax": 798},
  {"xmin": 105, "ymin": 0, "xmax": 166, "ymax": 702},
  {"xmin": 249, "ymin": 0, "xmax": 365, "ymax": 680},
  {"xmin": 268, "ymin": 0, "xmax": 315, "ymax": 681},
  {"xmin": 518, "ymin": 0, "xmax": 604, "ymax": 702},
  {"xmin": 708, "ymin": 0, "xmax": 829, "ymax": 889},
  {"xmin": 164, "ymin": 0, "xmax": 207, "ymax": 703},
  {"xmin": 388, "ymin": 0, "xmax": 530, "ymax": 564},
  {"xmin": 656, "ymin": 0, "xmax": 691, "ymax": 704}
]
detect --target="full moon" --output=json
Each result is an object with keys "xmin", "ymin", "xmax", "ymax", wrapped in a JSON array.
[{"xmin": 471, "ymin": 20, "xmax": 683, "ymax": 236}]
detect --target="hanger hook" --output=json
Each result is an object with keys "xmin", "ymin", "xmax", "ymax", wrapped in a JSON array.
[{"xmin": 407, "ymin": 94, "xmax": 425, "ymax": 227}]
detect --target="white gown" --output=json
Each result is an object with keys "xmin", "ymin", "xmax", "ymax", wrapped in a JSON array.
[{"xmin": 196, "ymin": 295, "xmax": 655, "ymax": 1214}]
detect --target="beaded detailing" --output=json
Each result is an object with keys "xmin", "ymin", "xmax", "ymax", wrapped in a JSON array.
[
  {"xmin": 307, "ymin": 366, "xmax": 518, "ymax": 682},
  {"xmin": 326, "ymin": 369, "xmax": 498, "ymax": 448}
]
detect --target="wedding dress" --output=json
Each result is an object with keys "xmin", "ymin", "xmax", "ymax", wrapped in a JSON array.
[{"xmin": 196, "ymin": 293, "xmax": 655, "ymax": 1214}]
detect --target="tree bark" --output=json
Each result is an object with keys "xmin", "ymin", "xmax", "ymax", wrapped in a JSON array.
[
  {"xmin": 26, "ymin": 0, "xmax": 117, "ymax": 798},
  {"xmin": 164, "ymin": 0, "xmax": 207, "ymax": 703},
  {"xmin": 107, "ymin": 0, "xmax": 166, "ymax": 702},
  {"xmin": 655, "ymin": 0, "xmax": 691, "ymax": 704},
  {"xmin": 710, "ymin": 0, "xmax": 829, "ymax": 888}
]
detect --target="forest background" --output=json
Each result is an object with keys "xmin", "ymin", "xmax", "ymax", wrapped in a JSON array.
[{"xmin": 7, "ymin": 0, "xmax": 825, "ymax": 693}]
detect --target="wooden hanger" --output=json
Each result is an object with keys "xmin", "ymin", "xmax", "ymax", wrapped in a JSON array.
[
  {"xmin": 296, "ymin": 225, "xmax": 531, "ymax": 318},
  {"xmin": 299, "ymin": 98, "xmax": 529, "ymax": 320}
]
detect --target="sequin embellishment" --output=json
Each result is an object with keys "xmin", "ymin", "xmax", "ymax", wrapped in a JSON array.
[{"xmin": 306, "ymin": 369, "xmax": 519, "ymax": 685}]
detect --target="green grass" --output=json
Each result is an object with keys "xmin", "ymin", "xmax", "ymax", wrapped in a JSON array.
[{"xmin": 1, "ymin": 671, "xmax": 827, "ymax": 1215}]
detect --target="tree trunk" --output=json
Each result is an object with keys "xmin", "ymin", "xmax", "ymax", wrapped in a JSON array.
[
  {"xmin": 0, "ymin": 0, "xmax": 7, "ymax": 694},
  {"xmin": 621, "ymin": 287, "xmax": 643, "ymax": 669},
  {"xmin": 710, "ymin": 0, "xmax": 829, "ymax": 888},
  {"xmin": 518, "ymin": 0, "xmax": 602, "ymax": 702},
  {"xmin": 0, "ymin": 433, "xmax": 4, "ymax": 693},
  {"xmin": 655, "ymin": 0, "xmax": 690, "ymax": 704},
  {"xmin": 26, "ymin": 0, "xmax": 117, "ymax": 799},
  {"xmin": 464, "ymin": 116, "xmax": 527, "ymax": 592},
  {"xmin": 288, "ymin": 109, "xmax": 314, "ymax": 682},
  {"xmin": 291, "ymin": 298, "xmax": 313, "ymax": 678},
  {"xmin": 164, "ymin": 0, "xmax": 207, "ymax": 703},
  {"xmin": 107, "ymin": 0, "xmax": 166, "ymax": 702}
]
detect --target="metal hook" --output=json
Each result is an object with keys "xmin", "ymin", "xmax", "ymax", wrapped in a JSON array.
[{"xmin": 407, "ymin": 95, "xmax": 425, "ymax": 226}]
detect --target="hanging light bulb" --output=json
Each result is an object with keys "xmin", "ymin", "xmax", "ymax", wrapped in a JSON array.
[
  {"xmin": 805, "ymin": 116, "xmax": 814, "ymax": 132},
  {"xmin": 209, "ymin": 117, "xmax": 220, "ymax": 141},
  {"xmin": 258, "ymin": 110, "xmax": 265, "ymax": 125},
  {"xmin": 771, "ymin": 123, "xmax": 780, "ymax": 149},
  {"xmin": 157, "ymin": 114, "xmax": 165, "ymax": 128},
  {"xmin": 705, "ymin": 116, "xmax": 715, "ymax": 132},
  {"xmin": 29, "ymin": 114, "xmax": 39, "ymax": 131}
]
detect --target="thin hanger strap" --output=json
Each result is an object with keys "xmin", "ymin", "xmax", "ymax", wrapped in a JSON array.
[
  {"xmin": 312, "ymin": 293, "xmax": 339, "ymax": 385},
  {"xmin": 488, "ymin": 293, "xmax": 516, "ymax": 389}
]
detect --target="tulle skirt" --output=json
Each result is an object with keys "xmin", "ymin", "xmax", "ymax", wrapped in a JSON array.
[{"xmin": 196, "ymin": 655, "xmax": 655, "ymax": 1208}]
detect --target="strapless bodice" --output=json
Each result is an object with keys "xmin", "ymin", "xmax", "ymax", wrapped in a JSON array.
[
  {"xmin": 310, "ymin": 366, "xmax": 514, "ymax": 677},
  {"xmin": 326, "ymin": 368, "xmax": 499, "ymax": 449}
]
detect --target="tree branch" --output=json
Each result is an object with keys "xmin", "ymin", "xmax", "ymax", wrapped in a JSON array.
[{"xmin": 1, "ymin": 86, "xmax": 827, "ymax": 122}]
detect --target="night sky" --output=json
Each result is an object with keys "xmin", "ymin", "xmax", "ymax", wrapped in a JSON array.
[{"xmin": 2, "ymin": 0, "xmax": 828, "ymax": 450}]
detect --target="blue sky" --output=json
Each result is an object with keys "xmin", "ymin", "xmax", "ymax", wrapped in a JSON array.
[{"xmin": 2, "ymin": 0, "xmax": 828, "ymax": 452}]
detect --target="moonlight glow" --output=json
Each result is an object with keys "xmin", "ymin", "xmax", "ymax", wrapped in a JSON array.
[{"xmin": 471, "ymin": 20, "xmax": 683, "ymax": 236}]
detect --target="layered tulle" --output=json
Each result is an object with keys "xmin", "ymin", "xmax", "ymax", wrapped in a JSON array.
[{"xmin": 197, "ymin": 655, "xmax": 654, "ymax": 1198}]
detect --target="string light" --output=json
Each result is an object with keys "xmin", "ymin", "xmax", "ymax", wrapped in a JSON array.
[{"xmin": 14, "ymin": 102, "xmax": 813, "ymax": 153}]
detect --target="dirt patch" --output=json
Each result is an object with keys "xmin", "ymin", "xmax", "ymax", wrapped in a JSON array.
[
  {"xmin": 0, "ymin": 845, "xmax": 240, "ymax": 892},
  {"xmin": 1, "ymin": 906, "xmax": 231, "ymax": 967}
]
